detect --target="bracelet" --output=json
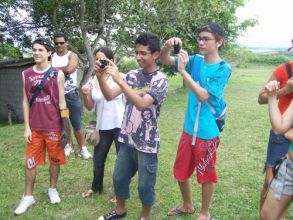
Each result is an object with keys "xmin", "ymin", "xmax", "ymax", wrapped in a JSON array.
[{"xmin": 60, "ymin": 108, "xmax": 69, "ymax": 118}]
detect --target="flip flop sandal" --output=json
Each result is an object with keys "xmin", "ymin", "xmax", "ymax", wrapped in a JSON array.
[
  {"xmin": 82, "ymin": 189, "xmax": 96, "ymax": 198},
  {"xmin": 167, "ymin": 207, "xmax": 195, "ymax": 216}
]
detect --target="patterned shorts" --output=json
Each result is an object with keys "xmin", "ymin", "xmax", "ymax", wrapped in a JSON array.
[
  {"xmin": 26, "ymin": 131, "xmax": 66, "ymax": 168},
  {"xmin": 270, "ymin": 153, "xmax": 293, "ymax": 200}
]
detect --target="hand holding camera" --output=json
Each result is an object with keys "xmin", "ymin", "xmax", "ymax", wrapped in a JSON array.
[
  {"xmin": 99, "ymin": 59, "xmax": 109, "ymax": 69},
  {"xmin": 177, "ymin": 50, "xmax": 189, "ymax": 74},
  {"xmin": 94, "ymin": 58, "xmax": 110, "ymax": 78},
  {"xmin": 173, "ymin": 43, "xmax": 181, "ymax": 54},
  {"xmin": 164, "ymin": 37, "xmax": 182, "ymax": 55}
]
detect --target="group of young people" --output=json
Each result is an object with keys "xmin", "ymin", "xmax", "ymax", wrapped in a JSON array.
[{"xmin": 13, "ymin": 21, "xmax": 292, "ymax": 220}]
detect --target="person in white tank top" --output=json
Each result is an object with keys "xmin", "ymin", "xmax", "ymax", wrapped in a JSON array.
[
  {"xmin": 52, "ymin": 33, "xmax": 92, "ymax": 160},
  {"xmin": 52, "ymin": 51, "xmax": 77, "ymax": 94},
  {"xmin": 81, "ymin": 47, "xmax": 125, "ymax": 197}
]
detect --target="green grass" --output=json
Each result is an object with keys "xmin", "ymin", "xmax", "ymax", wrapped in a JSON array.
[{"xmin": 0, "ymin": 64, "xmax": 293, "ymax": 219}]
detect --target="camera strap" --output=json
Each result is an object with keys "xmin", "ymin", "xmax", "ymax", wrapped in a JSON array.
[
  {"xmin": 190, "ymin": 55, "xmax": 229, "ymax": 141},
  {"xmin": 285, "ymin": 62, "xmax": 292, "ymax": 78},
  {"xmin": 30, "ymin": 66, "xmax": 54, "ymax": 107}
]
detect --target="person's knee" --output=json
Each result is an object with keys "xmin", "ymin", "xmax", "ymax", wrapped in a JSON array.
[
  {"xmin": 202, "ymin": 181, "xmax": 213, "ymax": 187},
  {"xmin": 26, "ymin": 166, "xmax": 36, "ymax": 172},
  {"xmin": 74, "ymin": 127, "xmax": 82, "ymax": 132},
  {"xmin": 69, "ymin": 112, "xmax": 82, "ymax": 130},
  {"xmin": 259, "ymin": 210, "xmax": 265, "ymax": 220},
  {"xmin": 262, "ymin": 181, "xmax": 270, "ymax": 192},
  {"xmin": 113, "ymin": 172, "xmax": 130, "ymax": 200},
  {"xmin": 71, "ymin": 124, "xmax": 82, "ymax": 131},
  {"xmin": 113, "ymin": 169, "xmax": 125, "ymax": 186},
  {"xmin": 138, "ymin": 181, "xmax": 149, "ymax": 195},
  {"xmin": 260, "ymin": 208, "xmax": 269, "ymax": 220},
  {"xmin": 94, "ymin": 159, "xmax": 105, "ymax": 170},
  {"xmin": 26, "ymin": 158, "xmax": 37, "ymax": 169},
  {"xmin": 138, "ymin": 171, "xmax": 156, "ymax": 205},
  {"xmin": 138, "ymin": 183, "xmax": 155, "ymax": 206}
]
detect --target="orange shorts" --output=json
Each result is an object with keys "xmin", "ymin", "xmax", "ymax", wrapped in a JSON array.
[
  {"xmin": 26, "ymin": 131, "xmax": 66, "ymax": 169},
  {"xmin": 173, "ymin": 131, "xmax": 220, "ymax": 184}
]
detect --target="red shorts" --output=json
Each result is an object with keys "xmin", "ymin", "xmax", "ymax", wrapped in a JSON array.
[
  {"xmin": 173, "ymin": 131, "xmax": 220, "ymax": 184},
  {"xmin": 26, "ymin": 131, "xmax": 66, "ymax": 169}
]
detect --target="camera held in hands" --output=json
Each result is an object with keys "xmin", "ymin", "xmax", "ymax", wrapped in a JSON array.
[
  {"xmin": 173, "ymin": 43, "xmax": 181, "ymax": 54},
  {"xmin": 99, "ymin": 59, "xmax": 109, "ymax": 69}
]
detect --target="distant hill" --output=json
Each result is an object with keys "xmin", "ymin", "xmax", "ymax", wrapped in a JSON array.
[{"xmin": 244, "ymin": 46, "xmax": 292, "ymax": 55}]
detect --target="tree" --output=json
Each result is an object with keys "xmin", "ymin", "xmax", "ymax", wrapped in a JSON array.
[
  {"xmin": 0, "ymin": 0, "xmax": 256, "ymax": 81},
  {"xmin": 0, "ymin": 1, "xmax": 38, "ymax": 50},
  {"xmin": 0, "ymin": 43, "xmax": 23, "ymax": 60}
]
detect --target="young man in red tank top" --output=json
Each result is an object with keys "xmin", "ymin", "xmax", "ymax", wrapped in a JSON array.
[{"xmin": 14, "ymin": 38, "xmax": 70, "ymax": 215}]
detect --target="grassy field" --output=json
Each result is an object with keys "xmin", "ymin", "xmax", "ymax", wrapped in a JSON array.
[{"xmin": 0, "ymin": 64, "xmax": 292, "ymax": 219}]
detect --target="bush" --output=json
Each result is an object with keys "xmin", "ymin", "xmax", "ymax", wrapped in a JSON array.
[
  {"xmin": 250, "ymin": 54, "xmax": 291, "ymax": 65},
  {"xmin": 118, "ymin": 57, "xmax": 139, "ymax": 73},
  {"xmin": 222, "ymin": 46, "xmax": 291, "ymax": 67}
]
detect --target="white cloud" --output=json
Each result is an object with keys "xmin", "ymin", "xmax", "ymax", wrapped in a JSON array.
[{"xmin": 237, "ymin": 0, "xmax": 293, "ymax": 48}]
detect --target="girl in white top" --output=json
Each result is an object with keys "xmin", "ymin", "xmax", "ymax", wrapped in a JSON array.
[{"xmin": 81, "ymin": 47, "xmax": 125, "ymax": 197}]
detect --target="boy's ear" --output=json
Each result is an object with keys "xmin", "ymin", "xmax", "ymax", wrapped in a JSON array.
[
  {"xmin": 217, "ymin": 39, "xmax": 224, "ymax": 47},
  {"xmin": 153, "ymin": 51, "xmax": 160, "ymax": 59}
]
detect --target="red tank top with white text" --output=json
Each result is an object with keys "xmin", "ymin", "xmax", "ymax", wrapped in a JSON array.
[{"xmin": 24, "ymin": 66, "xmax": 62, "ymax": 131}]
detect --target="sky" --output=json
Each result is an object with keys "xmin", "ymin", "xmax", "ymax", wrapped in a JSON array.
[{"xmin": 237, "ymin": 0, "xmax": 293, "ymax": 48}]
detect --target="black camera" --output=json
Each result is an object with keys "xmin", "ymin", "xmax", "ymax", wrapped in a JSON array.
[
  {"xmin": 173, "ymin": 43, "xmax": 181, "ymax": 54},
  {"xmin": 99, "ymin": 59, "xmax": 109, "ymax": 68}
]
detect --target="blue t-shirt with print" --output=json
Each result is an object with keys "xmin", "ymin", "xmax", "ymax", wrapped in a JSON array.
[{"xmin": 175, "ymin": 55, "xmax": 231, "ymax": 139}]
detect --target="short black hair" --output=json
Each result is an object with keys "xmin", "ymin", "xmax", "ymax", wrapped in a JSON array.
[
  {"xmin": 32, "ymin": 38, "xmax": 54, "ymax": 52},
  {"xmin": 53, "ymin": 33, "xmax": 68, "ymax": 42},
  {"xmin": 94, "ymin": 47, "xmax": 114, "ymax": 60},
  {"xmin": 135, "ymin": 32, "xmax": 160, "ymax": 53}
]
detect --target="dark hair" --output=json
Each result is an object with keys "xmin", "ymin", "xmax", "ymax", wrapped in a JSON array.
[
  {"xmin": 94, "ymin": 47, "xmax": 114, "ymax": 60},
  {"xmin": 32, "ymin": 38, "xmax": 54, "ymax": 52},
  {"xmin": 135, "ymin": 32, "xmax": 160, "ymax": 53},
  {"xmin": 200, "ymin": 22, "xmax": 225, "ymax": 37},
  {"xmin": 53, "ymin": 33, "xmax": 68, "ymax": 42},
  {"xmin": 200, "ymin": 22, "xmax": 225, "ymax": 50}
]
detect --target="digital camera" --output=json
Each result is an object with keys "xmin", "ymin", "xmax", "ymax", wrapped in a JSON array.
[
  {"xmin": 99, "ymin": 59, "xmax": 109, "ymax": 68},
  {"xmin": 173, "ymin": 43, "xmax": 181, "ymax": 54}
]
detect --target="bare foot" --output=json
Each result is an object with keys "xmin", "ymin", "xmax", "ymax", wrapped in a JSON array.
[
  {"xmin": 196, "ymin": 212, "xmax": 212, "ymax": 220},
  {"xmin": 82, "ymin": 189, "xmax": 95, "ymax": 198},
  {"xmin": 110, "ymin": 196, "xmax": 117, "ymax": 204}
]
